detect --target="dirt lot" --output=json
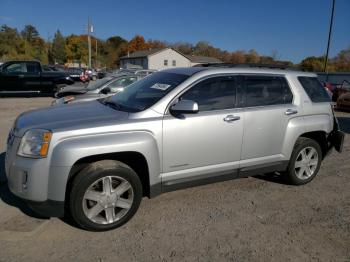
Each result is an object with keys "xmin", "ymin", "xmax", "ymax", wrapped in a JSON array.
[{"xmin": 0, "ymin": 98, "xmax": 349, "ymax": 262}]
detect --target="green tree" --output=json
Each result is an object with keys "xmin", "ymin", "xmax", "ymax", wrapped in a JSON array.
[
  {"xmin": 51, "ymin": 30, "xmax": 66, "ymax": 64},
  {"xmin": 332, "ymin": 47, "xmax": 350, "ymax": 72},
  {"xmin": 65, "ymin": 34, "xmax": 88, "ymax": 65},
  {"xmin": 0, "ymin": 25, "xmax": 25, "ymax": 59},
  {"xmin": 21, "ymin": 24, "xmax": 39, "ymax": 43},
  {"xmin": 104, "ymin": 36, "xmax": 127, "ymax": 68},
  {"xmin": 299, "ymin": 56, "xmax": 326, "ymax": 72}
]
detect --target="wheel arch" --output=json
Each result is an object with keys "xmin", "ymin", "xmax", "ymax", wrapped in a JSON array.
[{"xmin": 65, "ymin": 151, "xmax": 151, "ymax": 203}]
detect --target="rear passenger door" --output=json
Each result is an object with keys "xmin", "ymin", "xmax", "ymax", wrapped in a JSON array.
[{"xmin": 240, "ymin": 75, "xmax": 295, "ymax": 165}]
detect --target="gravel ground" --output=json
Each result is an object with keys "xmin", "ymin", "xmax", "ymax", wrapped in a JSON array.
[{"xmin": 0, "ymin": 97, "xmax": 349, "ymax": 262}]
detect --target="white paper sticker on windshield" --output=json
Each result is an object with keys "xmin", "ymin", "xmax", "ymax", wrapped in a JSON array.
[{"xmin": 150, "ymin": 83, "xmax": 171, "ymax": 91}]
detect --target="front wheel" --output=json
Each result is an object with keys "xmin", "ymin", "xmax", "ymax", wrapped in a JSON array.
[
  {"xmin": 69, "ymin": 160, "xmax": 143, "ymax": 231},
  {"xmin": 284, "ymin": 137, "xmax": 322, "ymax": 185}
]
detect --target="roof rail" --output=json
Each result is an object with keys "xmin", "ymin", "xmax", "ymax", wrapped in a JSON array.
[{"xmin": 193, "ymin": 63, "xmax": 298, "ymax": 70}]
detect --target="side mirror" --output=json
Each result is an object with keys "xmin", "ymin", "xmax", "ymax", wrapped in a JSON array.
[
  {"xmin": 101, "ymin": 87, "xmax": 111, "ymax": 94},
  {"xmin": 170, "ymin": 100, "xmax": 199, "ymax": 115}
]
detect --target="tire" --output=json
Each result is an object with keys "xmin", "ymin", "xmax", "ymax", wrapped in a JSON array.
[
  {"xmin": 69, "ymin": 160, "xmax": 143, "ymax": 231},
  {"xmin": 284, "ymin": 137, "xmax": 322, "ymax": 185}
]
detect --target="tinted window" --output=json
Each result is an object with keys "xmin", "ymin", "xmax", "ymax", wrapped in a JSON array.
[
  {"xmin": 298, "ymin": 77, "xmax": 331, "ymax": 103},
  {"xmin": 4, "ymin": 62, "xmax": 24, "ymax": 73},
  {"xmin": 26, "ymin": 62, "xmax": 41, "ymax": 73},
  {"xmin": 244, "ymin": 76, "xmax": 293, "ymax": 107},
  {"xmin": 181, "ymin": 76, "xmax": 236, "ymax": 111}
]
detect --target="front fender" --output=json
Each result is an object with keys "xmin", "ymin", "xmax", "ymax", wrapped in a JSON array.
[{"xmin": 47, "ymin": 131, "xmax": 160, "ymax": 201}]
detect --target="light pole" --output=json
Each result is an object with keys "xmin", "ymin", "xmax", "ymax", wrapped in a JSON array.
[
  {"xmin": 324, "ymin": 0, "xmax": 336, "ymax": 78},
  {"xmin": 87, "ymin": 17, "xmax": 92, "ymax": 69}
]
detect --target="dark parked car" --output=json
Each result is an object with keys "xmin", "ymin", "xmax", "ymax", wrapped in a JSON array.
[
  {"xmin": 66, "ymin": 67, "xmax": 85, "ymax": 81},
  {"xmin": 0, "ymin": 60, "xmax": 74, "ymax": 96}
]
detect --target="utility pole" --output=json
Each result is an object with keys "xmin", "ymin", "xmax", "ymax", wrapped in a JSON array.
[
  {"xmin": 87, "ymin": 17, "xmax": 92, "ymax": 69},
  {"xmin": 324, "ymin": 0, "xmax": 335, "ymax": 79},
  {"xmin": 95, "ymin": 39, "xmax": 98, "ymax": 68}
]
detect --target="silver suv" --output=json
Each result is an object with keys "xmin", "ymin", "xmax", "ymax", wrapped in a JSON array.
[{"xmin": 5, "ymin": 65, "xmax": 344, "ymax": 231}]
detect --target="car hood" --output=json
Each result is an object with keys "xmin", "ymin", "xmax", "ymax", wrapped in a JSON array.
[
  {"xmin": 54, "ymin": 93, "xmax": 111, "ymax": 105},
  {"xmin": 14, "ymin": 100, "xmax": 129, "ymax": 137},
  {"xmin": 56, "ymin": 84, "xmax": 89, "ymax": 98}
]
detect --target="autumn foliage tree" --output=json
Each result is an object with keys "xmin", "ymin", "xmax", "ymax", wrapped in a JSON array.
[{"xmin": 0, "ymin": 24, "xmax": 349, "ymax": 71}]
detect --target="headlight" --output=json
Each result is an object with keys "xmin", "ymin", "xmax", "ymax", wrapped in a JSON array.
[{"xmin": 18, "ymin": 129, "xmax": 52, "ymax": 158}]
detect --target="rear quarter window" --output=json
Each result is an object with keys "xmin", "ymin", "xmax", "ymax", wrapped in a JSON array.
[{"xmin": 298, "ymin": 77, "xmax": 331, "ymax": 103}]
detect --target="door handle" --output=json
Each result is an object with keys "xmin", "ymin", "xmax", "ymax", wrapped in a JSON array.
[
  {"xmin": 285, "ymin": 109, "xmax": 298, "ymax": 115},
  {"xmin": 18, "ymin": 74, "xmax": 24, "ymax": 78},
  {"xmin": 223, "ymin": 115, "xmax": 240, "ymax": 122}
]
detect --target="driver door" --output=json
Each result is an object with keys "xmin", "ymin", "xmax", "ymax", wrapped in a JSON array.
[
  {"xmin": 162, "ymin": 75, "xmax": 244, "ymax": 187},
  {"xmin": 0, "ymin": 62, "xmax": 25, "ymax": 93}
]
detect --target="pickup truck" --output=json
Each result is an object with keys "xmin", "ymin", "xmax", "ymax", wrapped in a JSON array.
[{"xmin": 0, "ymin": 60, "xmax": 74, "ymax": 96}]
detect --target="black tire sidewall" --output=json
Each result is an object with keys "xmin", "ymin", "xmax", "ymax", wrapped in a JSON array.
[
  {"xmin": 70, "ymin": 163, "xmax": 142, "ymax": 231},
  {"xmin": 286, "ymin": 138, "xmax": 322, "ymax": 185}
]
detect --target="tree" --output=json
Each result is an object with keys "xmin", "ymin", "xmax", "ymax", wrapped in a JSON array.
[
  {"xmin": 230, "ymin": 50, "xmax": 246, "ymax": 64},
  {"xmin": 21, "ymin": 24, "xmax": 39, "ymax": 43},
  {"xmin": 332, "ymin": 47, "xmax": 350, "ymax": 72},
  {"xmin": 245, "ymin": 49, "xmax": 260, "ymax": 63},
  {"xmin": 147, "ymin": 39, "xmax": 167, "ymax": 49},
  {"xmin": 0, "ymin": 25, "xmax": 25, "ymax": 59},
  {"xmin": 126, "ymin": 35, "xmax": 149, "ymax": 53},
  {"xmin": 65, "ymin": 34, "xmax": 88, "ymax": 65},
  {"xmin": 172, "ymin": 42, "xmax": 193, "ymax": 55},
  {"xmin": 103, "ymin": 36, "xmax": 127, "ymax": 67},
  {"xmin": 51, "ymin": 30, "xmax": 66, "ymax": 64},
  {"xmin": 299, "ymin": 56, "xmax": 326, "ymax": 72}
]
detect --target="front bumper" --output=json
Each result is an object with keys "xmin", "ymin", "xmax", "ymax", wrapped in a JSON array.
[{"xmin": 5, "ymin": 136, "xmax": 67, "ymax": 217}]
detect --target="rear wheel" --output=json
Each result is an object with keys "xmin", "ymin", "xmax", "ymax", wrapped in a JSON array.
[
  {"xmin": 284, "ymin": 137, "xmax": 322, "ymax": 185},
  {"xmin": 69, "ymin": 160, "xmax": 142, "ymax": 231}
]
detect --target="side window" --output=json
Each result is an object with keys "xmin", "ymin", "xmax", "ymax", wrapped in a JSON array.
[
  {"xmin": 164, "ymin": 60, "xmax": 168, "ymax": 66},
  {"xmin": 123, "ymin": 77, "xmax": 137, "ymax": 86},
  {"xmin": 172, "ymin": 60, "xmax": 176, "ymax": 66},
  {"xmin": 298, "ymin": 77, "xmax": 331, "ymax": 103},
  {"xmin": 244, "ymin": 76, "xmax": 293, "ymax": 107},
  {"xmin": 107, "ymin": 77, "xmax": 137, "ymax": 93},
  {"xmin": 3, "ymin": 62, "xmax": 25, "ymax": 73},
  {"xmin": 181, "ymin": 76, "xmax": 237, "ymax": 111},
  {"xmin": 26, "ymin": 62, "xmax": 41, "ymax": 73}
]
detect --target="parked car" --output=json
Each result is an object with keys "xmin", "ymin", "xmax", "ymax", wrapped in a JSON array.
[
  {"xmin": 5, "ymin": 65, "xmax": 344, "ymax": 231},
  {"xmin": 53, "ymin": 75, "xmax": 140, "ymax": 105},
  {"xmin": 336, "ymin": 80, "xmax": 350, "ymax": 111},
  {"xmin": 66, "ymin": 67, "xmax": 85, "ymax": 81},
  {"xmin": 0, "ymin": 60, "xmax": 74, "ymax": 96}
]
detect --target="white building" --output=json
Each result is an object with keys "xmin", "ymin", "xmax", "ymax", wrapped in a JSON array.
[{"xmin": 120, "ymin": 47, "xmax": 222, "ymax": 70}]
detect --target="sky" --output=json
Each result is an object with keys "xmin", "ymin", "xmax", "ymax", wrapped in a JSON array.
[{"xmin": 1, "ymin": 0, "xmax": 349, "ymax": 63}]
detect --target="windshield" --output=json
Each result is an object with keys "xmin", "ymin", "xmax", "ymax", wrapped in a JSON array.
[
  {"xmin": 87, "ymin": 77, "xmax": 114, "ymax": 90},
  {"xmin": 104, "ymin": 72, "xmax": 189, "ymax": 112}
]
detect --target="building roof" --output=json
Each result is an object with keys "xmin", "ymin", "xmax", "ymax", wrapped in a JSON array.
[
  {"xmin": 120, "ymin": 47, "xmax": 223, "ymax": 64},
  {"xmin": 120, "ymin": 48, "xmax": 165, "ymax": 59},
  {"xmin": 184, "ymin": 55, "xmax": 222, "ymax": 63}
]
